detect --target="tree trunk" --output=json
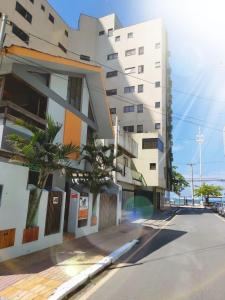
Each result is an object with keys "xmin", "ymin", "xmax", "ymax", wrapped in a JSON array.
[
  {"xmin": 92, "ymin": 193, "xmax": 98, "ymax": 216},
  {"xmin": 205, "ymin": 196, "xmax": 209, "ymax": 206},
  {"xmin": 26, "ymin": 171, "xmax": 49, "ymax": 228}
]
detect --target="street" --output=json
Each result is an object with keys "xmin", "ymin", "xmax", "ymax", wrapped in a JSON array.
[{"xmin": 75, "ymin": 208, "xmax": 225, "ymax": 300}]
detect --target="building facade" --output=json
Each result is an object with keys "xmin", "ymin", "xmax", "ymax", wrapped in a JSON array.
[{"xmin": 0, "ymin": 1, "xmax": 172, "ymax": 207}]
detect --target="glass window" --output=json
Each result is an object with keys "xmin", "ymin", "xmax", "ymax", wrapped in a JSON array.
[
  {"xmin": 137, "ymin": 104, "xmax": 143, "ymax": 113},
  {"xmin": 155, "ymin": 123, "xmax": 161, "ymax": 129},
  {"xmin": 128, "ymin": 32, "xmax": 133, "ymax": 38},
  {"xmin": 138, "ymin": 65, "xmax": 144, "ymax": 74},
  {"xmin": 142, "ymin": 138, "xmax": 164, "ymax": 151},
  {"xmin": 108, "ymin": 28, "xmax": 113, "ymax": 37},
  {"xmin": 155, "ymin": 81, "xmax": 161, "ymax": 88},
  {"xmin": 67, "ymin": 77, "xmax": 83, "ymax": 111},
  {"xmin": 29, "ymin": 0, "xmax": 34, "ymax": 3},
  {"xmin": 125, "ymin": 49, "xmax": 136, "ymax": 56},
  {"xmin": 65, "ymin": 30, "xmax": 69, "ymax": 37},
  {"xmin": 123, "ymin": 126, "xmax": 134, "ymax": 133},
  {"xmin": 58, "ymin": 42, "xmax": 67, "ymax": 53},
  {"xmin": 155, "ymin": 42, "xmax": 160, "ymax": 49},
  {"xmin": 124, "ymin": 105, "xmax": 135, "ymax": 113},
  {"xmin": 124, "ymin": 67, "xmax": 135, "ymax": 74},
  {"xmin": 150, "ymin": 163, "xmax": 156, "ymax": 170},
  {"xmin": 139, "ymin": 47, "xmax": 144, "ymax": 55},
  {"xmin": 99, "ymin": 30, "xmax": 105, "ymax": 36},
  {"xmin": 137, "ymin": 125, "xmax": 143, "ymax": 133},
  {"xmin": 41, "ymin": 4, "xmax": 45, "ymax": 11},
  {"xmin": 106, "ymin": 71, "xmax": 118, "ymax": 78},
  {"xmin": 106, "ymin": 89, "xmax": 117, "ymax": 96},
  {"xmin": 155, "ymin": 62, "xmax": 161, "ymax": 68},
  {"xmin": 124, "ymin": 86, "xmax": 135, "ymax": 93},
  {"xmin": 110, "ymin": 108, "xmax": 116, "ymax": 114},
  {"xmin": 138, "ymin": 84, "xmax": 144, "ymax": 93},
  {"xmin": 0, "ymin": 185, "xmax": 3, "ymax": 206},
  {"xmin": 155, "ymin": 102, "xmax": 160, "ymax": 108},
  {"xmin": 48, "ymin": 13, "xmax": 55, "ymax": 24},
  {"xmin": 15, "ymin": 2, "xmax": 32, "ymax": 23},
  {"xmin": 115, "ymin": 36, "xmax": 120, "ymax": 42},
  {"xmin": 107, "ymin": 53, "xmax": 118, "ymax": 60},
  {"xmin": 80, "ymin": 54, "xmax": 90, "ymax": 61},
  {"xmin": 12, "ymin": 24, "xmax": 29, "ymax": 44}
]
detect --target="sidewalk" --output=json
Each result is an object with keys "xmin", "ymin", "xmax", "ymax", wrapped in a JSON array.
[{"xmin": 0, "ymin": 208, "xmax": 176, "ymax": 300}]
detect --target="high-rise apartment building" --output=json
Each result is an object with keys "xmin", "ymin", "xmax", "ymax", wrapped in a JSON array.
[{"xmin": 0, "ymin": 1, "xmax": 172, "ymax": 207}]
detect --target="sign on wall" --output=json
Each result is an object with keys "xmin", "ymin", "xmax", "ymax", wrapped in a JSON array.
[{"xmin": 78, "ymin": 193, "xmax": 89, "ymax": 220}]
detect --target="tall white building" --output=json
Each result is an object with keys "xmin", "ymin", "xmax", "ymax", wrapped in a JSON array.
[{"xmin": 0, "ymin": 1, "xmax": 172, "ymax": 208}]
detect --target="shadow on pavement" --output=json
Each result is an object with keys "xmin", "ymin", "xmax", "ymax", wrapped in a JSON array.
[{"xmin": 177, "ymin": 207, "xmax": 213, "ymax": 215}]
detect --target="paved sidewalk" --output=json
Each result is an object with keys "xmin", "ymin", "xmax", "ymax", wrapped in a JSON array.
[{"xmin": 0, "ymin": 208, "xmax": 176, "ymax": 300}]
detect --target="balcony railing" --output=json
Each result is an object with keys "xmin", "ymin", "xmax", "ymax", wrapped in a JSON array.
[{"xmin": 0, "ymin": 101, "xmax": 46, "ymax": 129}]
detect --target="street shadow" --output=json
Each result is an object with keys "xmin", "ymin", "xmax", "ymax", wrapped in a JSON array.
[
  {"xmin": 177, "ymin": 207, "xmax": 214, "ymax": 215},
  {"xmin": 125, "ymin": 228, "xmax": 187, "ymax": 264}
]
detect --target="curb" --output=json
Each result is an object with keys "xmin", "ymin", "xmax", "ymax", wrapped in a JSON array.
[{"xmin": 48, "ymin": 239, "xmax": 139, "ymax": 300}]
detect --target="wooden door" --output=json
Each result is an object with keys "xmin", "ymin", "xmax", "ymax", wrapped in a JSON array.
[
  {"xmin": 0, "ymin": 228, "xmax": 15, "ymax": 249},
  {"xmin": 99, "ymin": 193, "xmax": 117, "ymax": 230},
  {"xmin": 45, "ymin": 191, "xmax": 63, "ymax": 236}
]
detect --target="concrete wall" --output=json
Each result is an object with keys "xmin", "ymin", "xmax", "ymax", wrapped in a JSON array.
[{"xmin": 0, "ymin": 162, "xmax": 66, "ymax": 262}]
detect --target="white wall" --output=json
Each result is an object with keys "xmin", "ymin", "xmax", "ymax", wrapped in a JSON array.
[{"xmin": 0, "ymin": 162, "xmax": 66, "ymax": 262}]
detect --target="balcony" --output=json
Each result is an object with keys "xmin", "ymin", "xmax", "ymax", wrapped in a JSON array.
[
  {"xmin": 117, "ymin": 163, "xmax": 146, "ymax": 186},
  {"xmin": 107, "ymin": 126, "xmax": 138, "ymax": 158}
]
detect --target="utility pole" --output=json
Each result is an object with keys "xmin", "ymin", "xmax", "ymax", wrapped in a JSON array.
[
  {"xmin": 0, "ymin": 13, "xmax": 8, "ymax": 50},
  {"xmin": 187, "ymin": 163, "xmax": 195, "ymax": 206},
  {"xmin": 113, "ymin": 115, "xmax": 119, "ymax": 184},
  {"xmin": 196, "ymin": 127, "xmax": 204, "ymax": 186}
]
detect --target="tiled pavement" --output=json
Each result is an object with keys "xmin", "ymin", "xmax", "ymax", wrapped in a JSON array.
[{"xmin": 0, "ymin": 208, "xmax": 176, "ymax": 299}]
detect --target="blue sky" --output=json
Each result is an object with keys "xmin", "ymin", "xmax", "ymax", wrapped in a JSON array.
[{"xmin": 48, "ymin": 0, "xmax": 225, "ymax": 196}]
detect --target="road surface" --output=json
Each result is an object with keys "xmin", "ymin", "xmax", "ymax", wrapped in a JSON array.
[{"xmin": 74, "ymin": 207, "xmax": 225, "ymax": 300}]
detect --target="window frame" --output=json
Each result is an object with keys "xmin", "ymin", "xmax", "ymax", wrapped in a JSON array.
[
  {"xmin": 108, "ymin": 28, "xmax": 113, "ymax": 37},
  {"xmin": 0, "ymin": 184, "xmax": 3, "ymax": 207},
  {"xmin": 150, "ymin": 163, "xmax": 157, "ymax": 170},
  {"xmin": 138, "ymin": 46, "xmax": 144, "ymax": 55},
  {"xmin": 138, "ymin": 65, "xmax": 144, "ymax": 74},
  {"xmin": 110, "ymin": 108, "xmax": 117, "ymax": 114},
  {"xmin": 155, "ymin": 123, "xmax": 161, "ymax": 130},
  {"xmin": 155, "ymin": 81, "xmax": 161, "ymax": 88},
  {"xmin": 137, "ymin": 124, "xmax": 143, "ymax": 133},
  {"xmin": 115, "ymin": 35, "xmax": 120, "ymax": 42},
  {"xmin": 137, "ymin": 104, "xmax": 143, "ymax": 113},
  {"xmin": 12, "ymin": 23, "xmax": 29, "ymax": 44},
  {"xmin": 155, "ymin": 101, "xmax": 160, "ymax": 108},
  {"xmin": 106, "ymin": 89, "xmax": 117, "ymax": 96},
  {"xmin": 124, "ymin": 67, "xmax": 136, "ymax": 74},
  {"xmin": 107, "ymin": 53, "xmax": 118, "ymax": 60},
  {"xmin": 124, "ymin": 86, "xmax": 135, "ymax": 94},
  {"xmin": 48, "ymin": 13, "xmax": 55, "ymax": 24},
  {"xmin": 127, "ymin": 32, "xmax": 133, "ymax": 38},
  {"xmin": 99, "ymin": 30, "xmax": 105, "ymax": 36},
  {"xmin": 138, "ymin": 84, "xmax": 144, "ymax": 93},
  {"xmin": 123, "ymin": 125, "xmax": 134, "ymax": 133},
  {"xmin": 15, "ymin": 2, "xmax": 32, "ymax": 24},
  {"xmin": 106, "ymin": 71, "xmax": 118, "ymax": 78},
  {"xmin": 125, "ymin": 49, "xmax": 136, "ymax": 56},
  {"xmin": 123, "ymin": 105, "xmax": 135, "ymax": 113}
]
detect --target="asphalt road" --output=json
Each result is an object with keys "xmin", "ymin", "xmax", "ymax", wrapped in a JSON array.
[{"xmin": 75, "ymin": 207, "xmax": 225, "ymax": 300}]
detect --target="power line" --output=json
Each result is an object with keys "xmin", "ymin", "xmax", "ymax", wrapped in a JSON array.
[
  {"xmin": 5, "ymin": 21, "xmax": 225, "ymax": 105},
  {"xmin": 5, "ymin": 51, "xmax": 225, "ymax": 134}
]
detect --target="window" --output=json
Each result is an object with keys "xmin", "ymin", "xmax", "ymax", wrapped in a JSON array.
[
  {"xmin": 155, "ymin": 102, "xmax": 160, "ymax": 108},
  {"xmin": 137, "ymin": 104, "xmax": 143, "ymax": 113},
  {"xmin": 106, "ymin": 89, "xmax": 117, "ymax": 96},
  {"xmin": 15, "ymin": 2, "xmax": 32, "ymax": 23},
  {"xmin": 142, "ymin": 138, "xmax": 164, "ymax": 152},
  {"xmin": 29, "ymin": 0, "xmax": 34, "ymax": 3},
  {"xmin": 58, "ymin": 42, "xmax": 67, "ymax": 53},
  {"xmin": 115, "ymin": 36, "xmax": 120, "ymax": 42},
  {"xmin": 12, "ymin": 24, "xmax": 29, "ymax": 44},
  {"xmin": 80, "ymin": 54, "xmax": 90, "ymax": 61},
  {"xmin": 155, "ymin": 42, "xmax": 160, "ymax": 49},
  {"xmin": 123, "ymin": 126, "xmax": 134, "ymax": 133},
  {"xmin": 124, "ymin": 67, "xmax": 135, "ymax": 74},
  {"xmin": 155, "ymin": 81, "xmax": 161, "ymax": 88},
  {"xmin": 41, "ymin": 4, "xmax": 45, "ymax": 11},
  {"xmin": 155, "ymin": 61, "xmax": 161, "ymax": 68},
  {"xmin": 67, "ymin": 77, "xmax": 83, "ymax": 111},
  {"xmin": 65, "ymin": 30, "xmax": 69, "ymax": 37},
  {"xmin": 138, "ymin": 84, "xmax": 144, "ymax": 93},
  {"xmin": 108, "ymin": 28, "xmax": 113, "ymax": 37},
  {"xmin": 99, "ymin": 30, "xmax": 105, "ymax": 36},
  {"xmin": 124, "ymin": 105, "xmax": 134, "ymax": 113},
  {"xmin": 107, "ymin": 53, "xmax": 118, "ymax": 60},
  {"xmin": 137, "ymin": 125, "xmax": 143, "ymax": 133},
  {"xmin": 128, "ymin": 32, "xmax": 133, "ymax": 38},
  {"xmin": 48, "ymin": 13, "xmax": 54, "ymax": 24},
  {"xmin": 110, "ymin": 108, "xmax": 116, "ymax": 114},
  {"xmin": 124, "ymin": 86, "xmax": 135, "ymax": 94},
  {"xmin": 125, "ymin": 49, "xmax": 136, "ymax": 56},
  {"xmin": 139, "ymin": 47, "xmax": 144, "ymax": 55},
  {"xmin": 0, "ymin": 185, "xmax": 3, "ymax": 206},
  {"xmin": 150, "ymin": 163, "xmax": 156, "ymax": 170},
  {"xmin": 106, "ymin": 71, "xmax": 118, "ymax": 78},
  {"xmin": 138, "ymin": 65, "xmax": 144, "ymax": 74},
  {"xmin": 155, "ymin": 123, "xmax": 161, "ymax": 130}
]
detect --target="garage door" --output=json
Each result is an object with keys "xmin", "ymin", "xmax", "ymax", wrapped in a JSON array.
[{"xmin": 99, "ymin": 193, "xmax": 117, "ymax": 230}]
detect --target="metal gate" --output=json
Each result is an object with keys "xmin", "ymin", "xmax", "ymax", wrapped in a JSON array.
[
  {"xmin": 45, "ymin": 191, "xmax": 63, "ymax": 236},
  {"xmin": 99, "ymin": 193, "xmax": 117, "ymax": 230}
]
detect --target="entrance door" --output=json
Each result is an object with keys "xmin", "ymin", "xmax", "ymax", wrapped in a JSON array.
[
  {"xmin": 99, "ymin": 193, "xmax": 117, "ymax": 230},
  {"xmin": 45, "ymin": 191, "xmax": 63, "ymax": 236}
]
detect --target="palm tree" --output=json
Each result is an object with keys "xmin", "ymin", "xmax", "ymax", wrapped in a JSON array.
[
  {"xmin": 75, "ymin": 136, "xmax": 121, "ymax": 216},
  {"xmin": 8, "ymin": 116, "xmax": 79, "ymax": 227}
]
